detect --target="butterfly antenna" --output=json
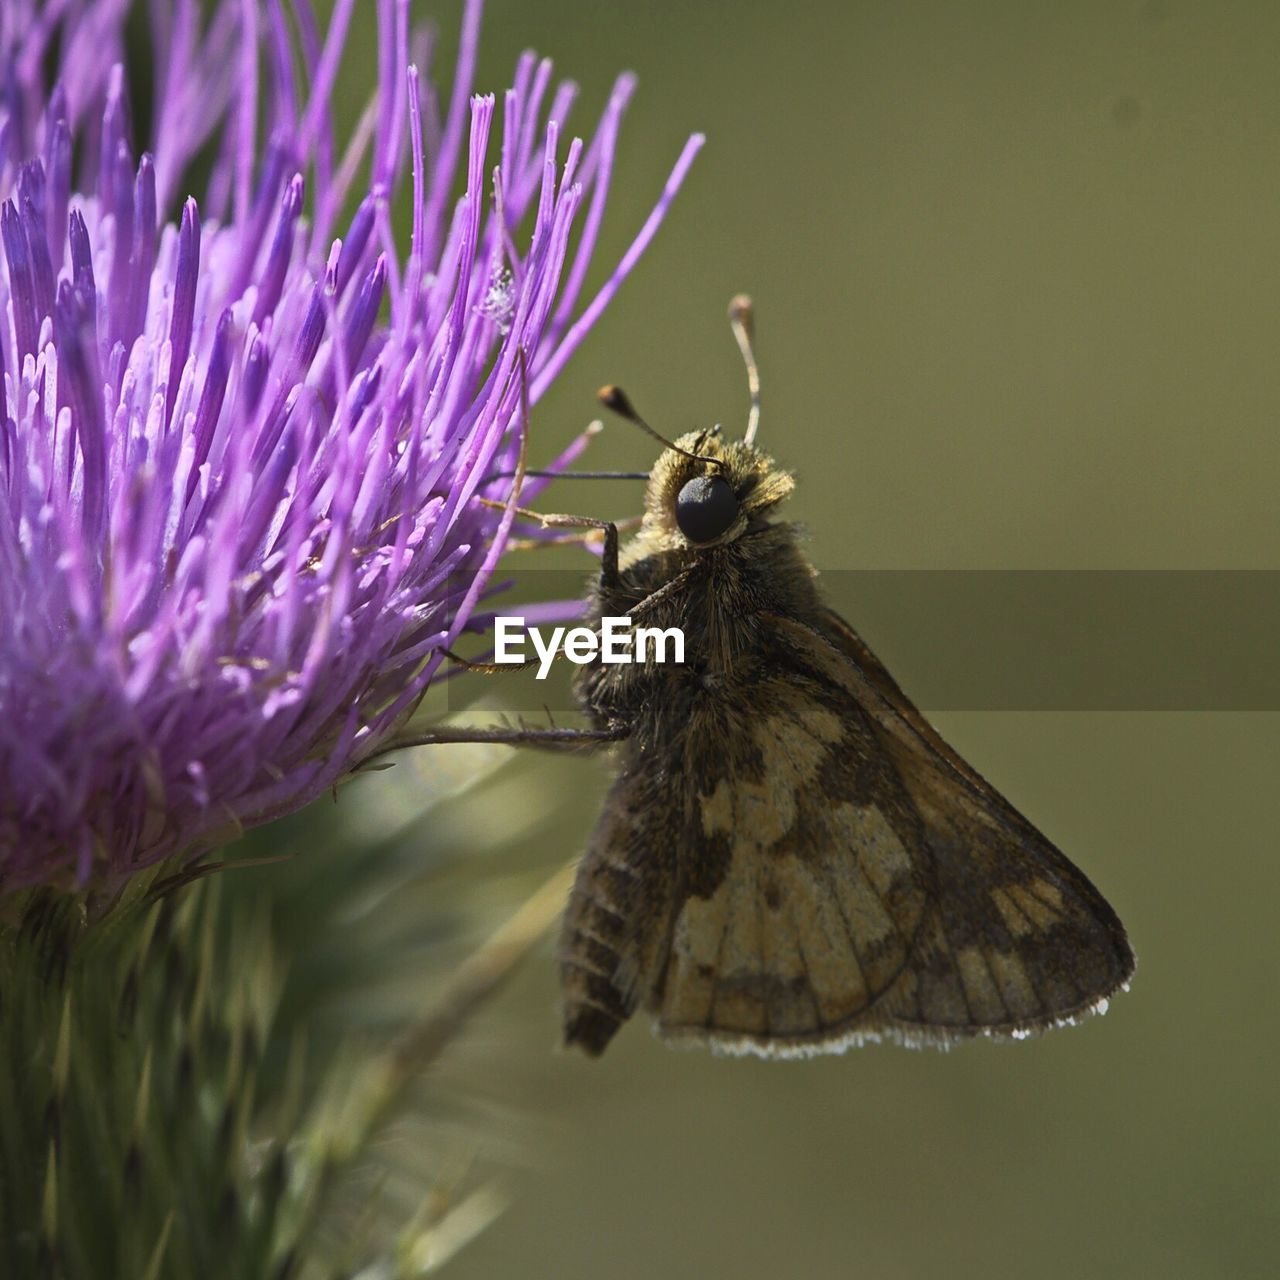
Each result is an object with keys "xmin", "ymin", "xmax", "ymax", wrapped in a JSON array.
[
  {"xmin": 597, "ymin": 385, "xmax": 724, "ymax": 471},
  {"xmin": 728, "ymin": 294, "xmax": 761, "ymax": 445}
]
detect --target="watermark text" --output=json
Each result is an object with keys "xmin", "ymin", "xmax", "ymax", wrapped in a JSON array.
[{"xmin": 494, "ymin": 616, "xmax": 685, "ymax": 679}]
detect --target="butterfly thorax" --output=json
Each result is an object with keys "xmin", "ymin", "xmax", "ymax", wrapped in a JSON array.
[{"xmin": 574, "ymin": 430, "xmax": 823, "ymax": 752}]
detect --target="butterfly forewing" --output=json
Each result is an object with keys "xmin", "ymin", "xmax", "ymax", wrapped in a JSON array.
[{"xmin": 653, "ymin": 611, "xmax": 1135, "ymax": 1054}]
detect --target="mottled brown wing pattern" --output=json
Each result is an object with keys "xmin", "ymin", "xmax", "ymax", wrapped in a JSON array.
[
  {"xmin": 653, "ymin": 662, "xmax": 935, "ymax": 1050},
  {"xmin": 812, "ymin": 610, "xmax": 1134, "ymax": 1034},
  {"xmin": 615, "ymin": 612, "xmax": 1135, "ymax": 1057},
  {"xmin": 656, "ymin": 611, "xmax": 1132, "ymax": 1055},
  {"xmin": 561, "ymin": 602, "xmax": 1132, "ymax": 1058}
]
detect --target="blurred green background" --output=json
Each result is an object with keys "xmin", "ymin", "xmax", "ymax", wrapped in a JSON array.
[{"xmin": 322, "ymin": 3, "xmax": 1280, "ymax": 1277}]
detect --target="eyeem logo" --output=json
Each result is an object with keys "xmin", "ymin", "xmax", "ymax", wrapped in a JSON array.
[{"xmin": 494, "ymin": 617, "xmax": 685, "ymax": 680}]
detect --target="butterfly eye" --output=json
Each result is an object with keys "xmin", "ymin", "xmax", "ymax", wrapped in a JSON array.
[{"xmin": 675, "ymin": 474, "xmax": 739, "ymax": 544}]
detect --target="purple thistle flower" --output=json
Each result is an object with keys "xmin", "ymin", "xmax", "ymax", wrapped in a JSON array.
[{"xmin": 0, "ymin": 0, "xmax": 702, "ymax": 894}]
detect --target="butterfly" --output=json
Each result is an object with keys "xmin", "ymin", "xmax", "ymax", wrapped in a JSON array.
[{"xmin": 425, "ymin": 297, "xmax": 1134, "ymax": 1058}]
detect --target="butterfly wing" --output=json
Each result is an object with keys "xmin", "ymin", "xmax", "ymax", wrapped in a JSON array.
[{"xmin": 649, "ymin": 609, "xmax": 1134, "ymax": 1056}]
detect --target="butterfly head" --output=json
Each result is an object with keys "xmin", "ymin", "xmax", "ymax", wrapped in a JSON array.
[{"xmin": 644, "ymin": 432, "xmax": 794, "ymax": 550}]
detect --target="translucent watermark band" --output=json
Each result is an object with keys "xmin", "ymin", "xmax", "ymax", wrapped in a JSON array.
[{"xmin": 442, "ymin": 570, "xmax": 1280, "ymax": 712}]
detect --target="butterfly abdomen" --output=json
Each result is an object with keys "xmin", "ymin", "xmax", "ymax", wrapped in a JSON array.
[
  {"xmin": 559, "ymin": 767, "xmax": 679, "ymax": 1055},
  {"xmin": 560, "ymin": 876, "xmax": 639, "ymax": 1055}
]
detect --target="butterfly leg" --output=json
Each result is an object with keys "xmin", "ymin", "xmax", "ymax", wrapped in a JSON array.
[
  {"xmin": 503, "ymin": 515, "xmax": 641, "ymax": 554},
  {"xmin": 389, "ymin": 722, "xmax": 628, "ymax": 752},
  {"xmin": 479, "ymin": 498, "xmax": 620, "ymax": 588},
  {"xmin": 521, "ymin": 512, "xmax": 619, "ymax": 588},
  {"xmin": 439, "ymin": 647, "xmax": 541, "ymax": 676}
]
